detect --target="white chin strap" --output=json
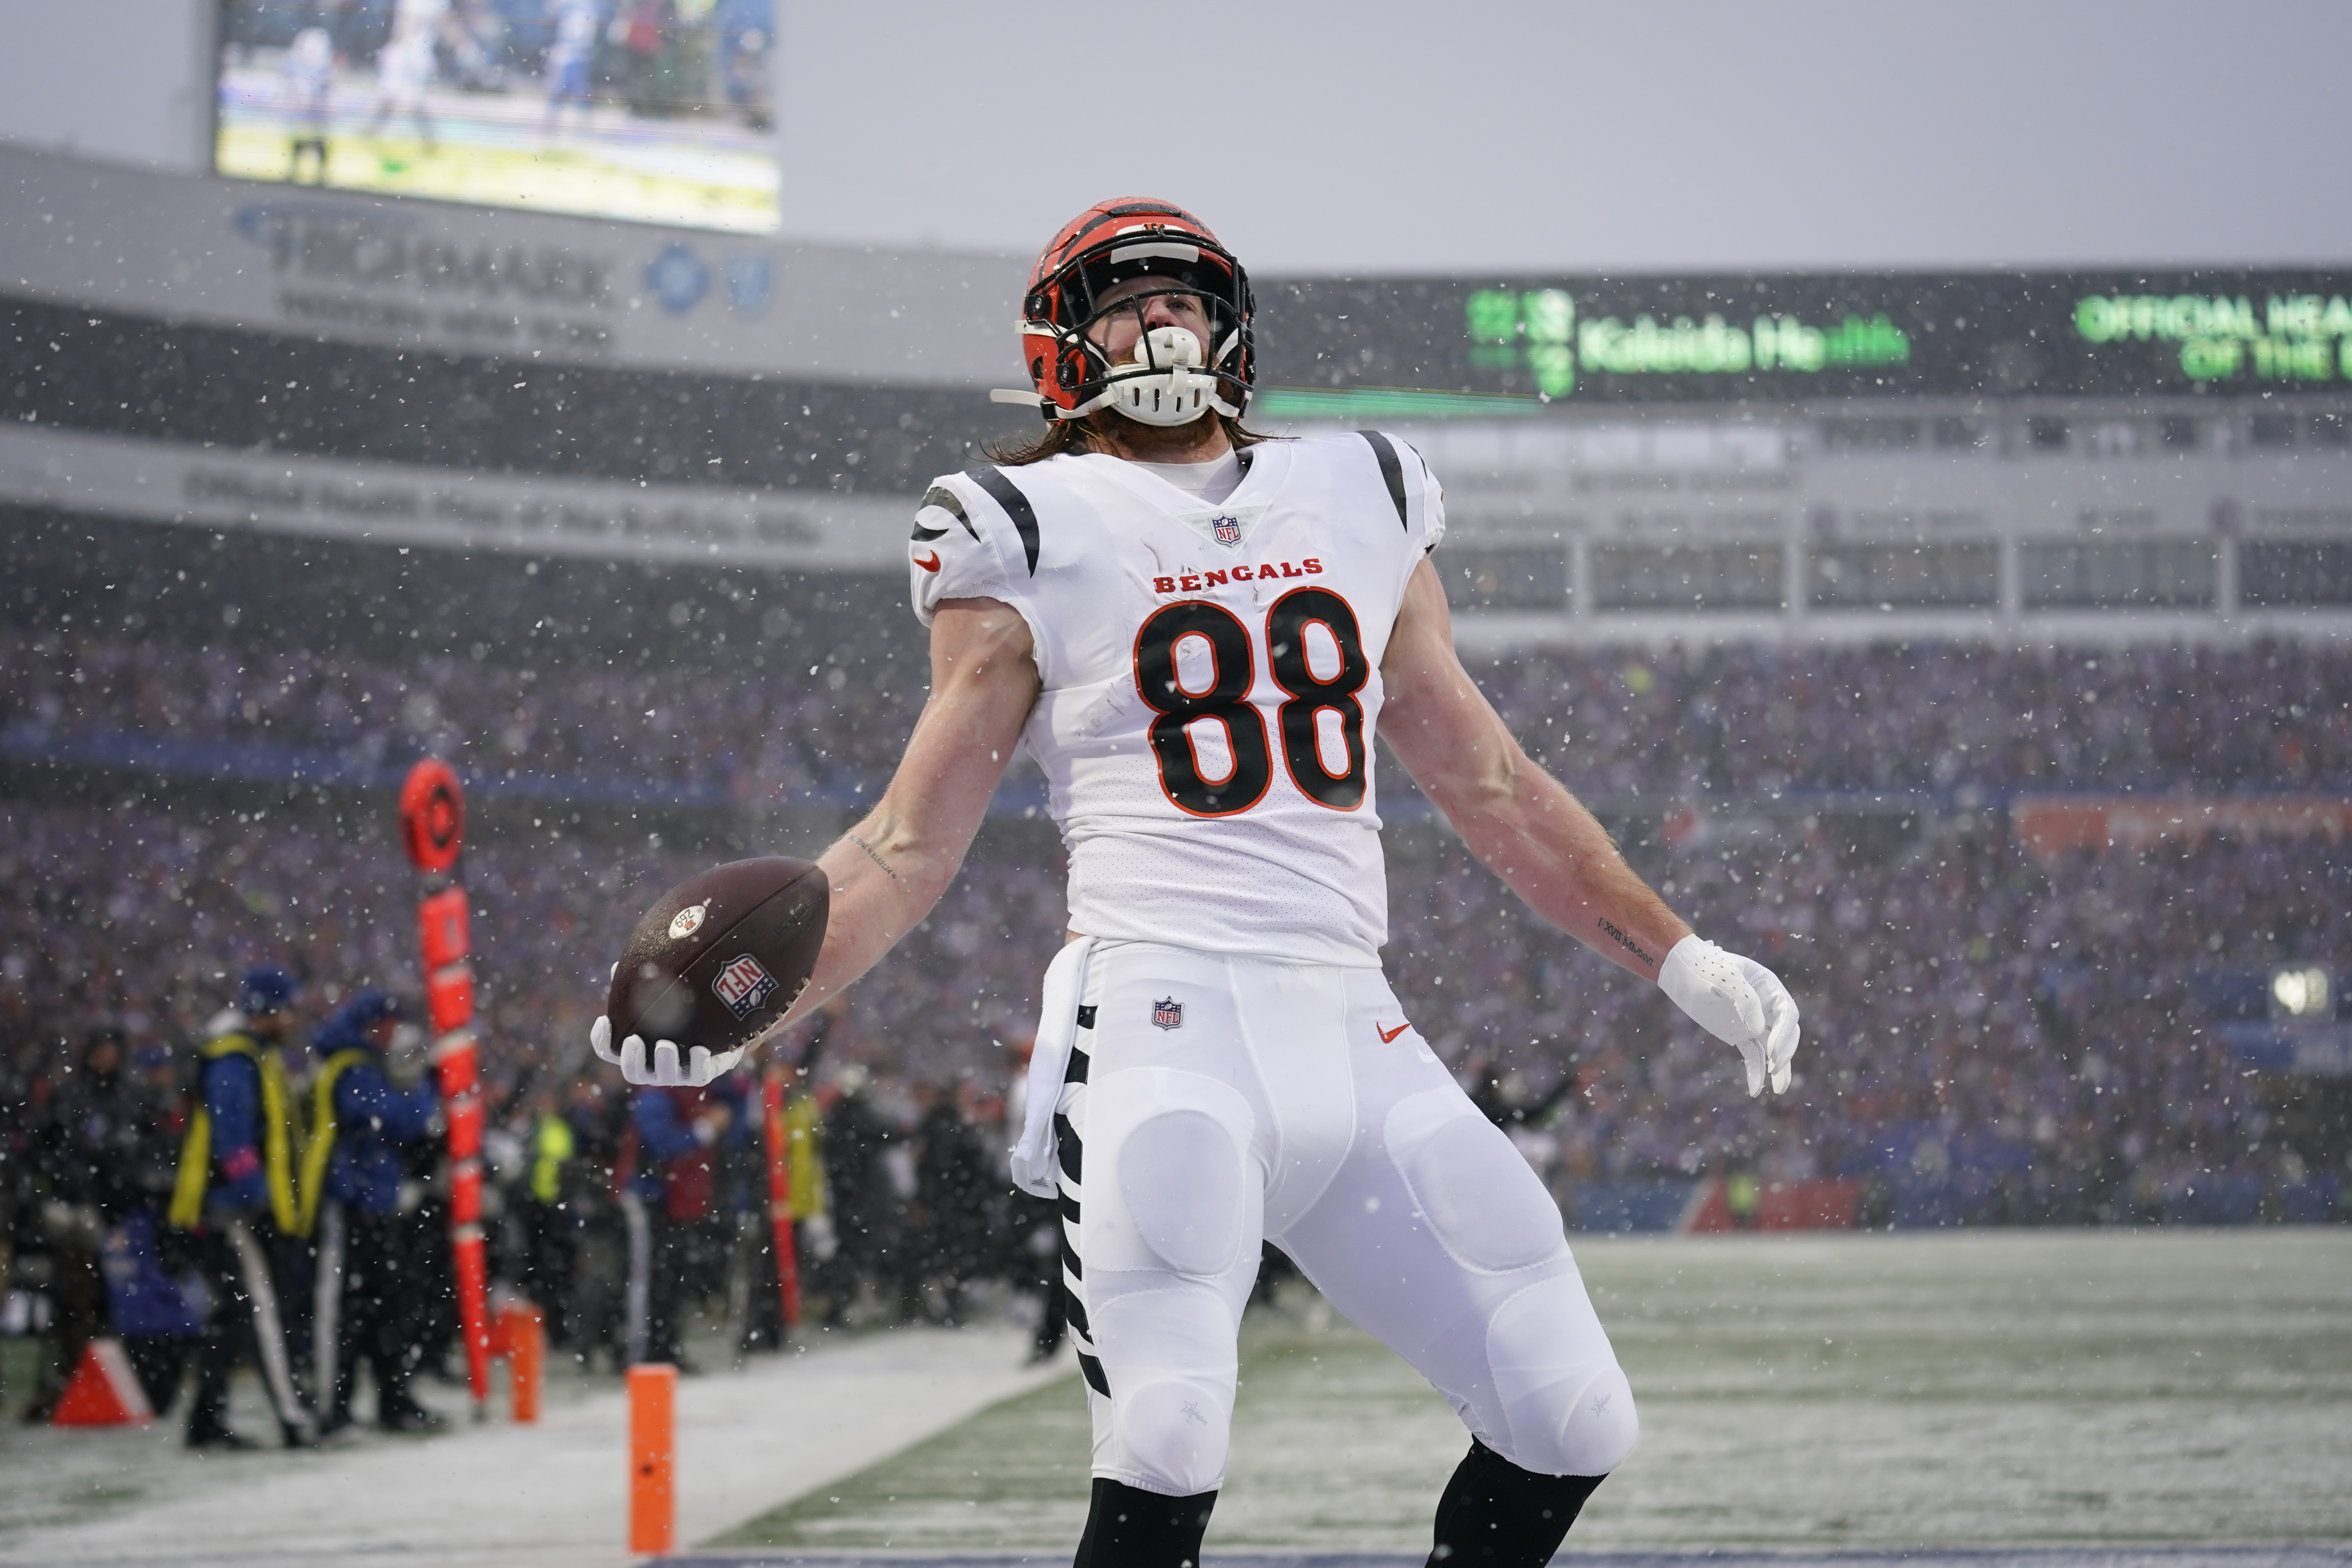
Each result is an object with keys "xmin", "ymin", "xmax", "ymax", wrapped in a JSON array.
[{"xmin": 1105, "ymin": 326, "xmax": 1237, "ymax": 426}]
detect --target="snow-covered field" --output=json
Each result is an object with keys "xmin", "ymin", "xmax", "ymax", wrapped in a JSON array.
[
  {"xmin": 718, "ymin": 1230, "xmax": 2352, "ymax": 1554},
  {"xmin": 2, "ymin": 1231, "xmax": 2345, "ymax": 1565},
  {"xmin": 0, "ymin": 1323, "xmax": 1065, "ymax": 1567}
]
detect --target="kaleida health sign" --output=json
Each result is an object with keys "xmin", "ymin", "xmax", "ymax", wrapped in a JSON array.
[{"xmin": 1251, "ymin": 269, "xmax": 2352, "ymax": 405}]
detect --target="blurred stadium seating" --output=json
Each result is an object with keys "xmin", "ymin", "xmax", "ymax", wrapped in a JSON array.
[
  {"xmin": 2, "ymin": 140, "xmax": 2346, "ymax": 1236},
  {"xmin": 4, "ymin": 621, "xmax": 2345, "ymax": 1228}
]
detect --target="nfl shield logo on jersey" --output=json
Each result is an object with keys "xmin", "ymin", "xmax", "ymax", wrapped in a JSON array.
[
  {"xmin": 1211, "ymin": 514, "xmax": 1243, "ymax": 547},
  {"xmin": 1151, "ymin": 996, "xmax": 1184, "ymax": 1031},
  {"xmin": 713, "ymin": 953, "xmax": 779, "ymax": 1019}
]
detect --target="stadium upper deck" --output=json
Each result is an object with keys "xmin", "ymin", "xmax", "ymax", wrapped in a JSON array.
[{"xmin": 3, "ymin": 142, "xmax": 2347, "ymax": 647}]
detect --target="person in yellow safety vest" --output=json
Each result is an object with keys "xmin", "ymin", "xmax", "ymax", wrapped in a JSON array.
[
  {"xmin": 303, "ymin": 991, "xmax": 442, "ymax": 1435},
  {"xmin": 729, "ymin": 1059, "xmax": 829, "ymax": 1356},
  {"xmin": 777, "ymin": 1008, "xmax": 840, "ymax": 1339},
  {"xmin": 1725, "ymin": 1168, "xmax": 1763, "ymax": 1230},
  {"xmin": 511, "ymin": 1079, "xmax": 578, "ymax": 1348},
  {"xmin": 533, "ymin": 1105, "xmax": 576, "ymax": 1204},
  {"xmin": 787, "ymin": 1003, "xmax": 839, "ymax": 1260},
  {"xmin": 169, "ymin": 966, "xmax": 319, "ymax": 1450},
  {"xmin": 726, "ymin": 1005, "xmax": 840, "ymax": 1357},
  {"xmin": 784, "ymin": 1086, "xmax": 828, "ymax": 1227}
]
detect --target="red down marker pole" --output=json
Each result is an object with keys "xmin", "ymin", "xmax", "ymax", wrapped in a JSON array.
[{"xmin": 400, "ymin": 759, "xmax": 493, "ymax": 1413}]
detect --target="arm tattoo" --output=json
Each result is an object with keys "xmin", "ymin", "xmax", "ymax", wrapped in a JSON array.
[
  {"xmin": 846, "ymin": 832, "xmax": 906, "ymax": 886},
  {"xmin": 1596, "ymin": 915, "xmax": 1655, "ymax": 968}
]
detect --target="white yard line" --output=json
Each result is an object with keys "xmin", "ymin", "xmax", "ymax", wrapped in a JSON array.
[{"xmin": 0, "ymin": 1325, "xmax": 1068, "ymax": 1568}]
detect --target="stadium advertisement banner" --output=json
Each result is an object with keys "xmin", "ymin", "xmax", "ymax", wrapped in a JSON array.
[
  {"xmin": 10, "ymin": 142, "xmax": 2351, "ymax": 407},
  {"xmin": 1254, "ymin": 270, "xmax": 2352, "ymax": 413},
  {"xmin": 0, "ymin": 423, "xmax": 906, "ymax": 569},
  {"xmin": 2011, "ymin": 794, "xmax": 2352, "ymax": 862},
  {"xmin": 0, "ymin": 143, "xmax": 1021, "ymax": 383},
  {"xmin": 215, "ymin": 0, "xmax": 779, "ymax": 233}
]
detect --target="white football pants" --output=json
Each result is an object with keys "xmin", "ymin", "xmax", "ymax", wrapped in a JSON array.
[{"xmin": 1051, "ymin": 940, "xmax": 1638, "ymax": 1498}]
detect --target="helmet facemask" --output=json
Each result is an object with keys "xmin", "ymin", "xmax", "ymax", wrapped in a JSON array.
[
  {"xmin": 1074, "ymin": 284, "xmax": 1247, "ymax": 426},
  {"xmin": 999, "ymin": 208, "xmax": 1256, "ymax": 426}
]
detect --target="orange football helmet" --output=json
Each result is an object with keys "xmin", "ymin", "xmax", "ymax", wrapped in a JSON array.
[{"xmin": 995, "ymin": 197, "xmax": 1255, "ymax": 425}]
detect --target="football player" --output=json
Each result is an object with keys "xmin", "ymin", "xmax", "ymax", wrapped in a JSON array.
[{"xmin": 604, "ymin": 198, "xmax": 1799, "ymax": 1568}]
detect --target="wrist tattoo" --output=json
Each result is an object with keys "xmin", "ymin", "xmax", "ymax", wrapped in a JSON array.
[
  {"xmin": 846, "ymin": 832, "xmax": 906, "ymax": 886},
  {"xmin": 1597, "ymin": 915, "xmax": 1655, "ymax": 967}
]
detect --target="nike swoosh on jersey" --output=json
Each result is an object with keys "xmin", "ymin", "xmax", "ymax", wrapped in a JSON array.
[
  {"xmin": 913, "ymin": 549, "xmax": 941, "ymax": 572},
  {"xmin": 1377, "ymin": 1021, "xmax": 1411, "ymax": 1043}
]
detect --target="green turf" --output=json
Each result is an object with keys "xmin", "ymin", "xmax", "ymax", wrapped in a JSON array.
[
  {"xmin": 715, "ymin": 1373, "xmax": 1097, "ymax": 1551},
  {"xmin": 0, "ymin": 1338, "xmax": 41, "ymax": 1420},
  {"xmin": 712, "ymin": 1230, "xmax": 2352, "ymax": 1551},
  {"xmin": 215, "ymin": 125, "xmax": 776, "ymax": 232}
]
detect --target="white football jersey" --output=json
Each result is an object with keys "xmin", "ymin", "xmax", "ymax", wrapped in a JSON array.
[{"xmin": 909, "ymin": 432, "xmax": 1445, "ymax": 965}]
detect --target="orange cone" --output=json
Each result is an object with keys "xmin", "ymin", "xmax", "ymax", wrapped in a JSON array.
[{"xmin": 50, "ymin": 1339, "xmax": 155, "ymax": 1426}]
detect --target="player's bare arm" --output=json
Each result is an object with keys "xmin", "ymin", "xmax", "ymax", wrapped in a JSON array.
[
  {"xmin": 1380, "ymin": 557, "xmax": 1687, "ymax": 979},
  {"xmin": 592, "ymin": 596, "xmax": 1040, "ymax": 1085},
  {"xmin": 782, "ymin": 596, "xmax": 1042, "ymax": 1025},
  {"xmin": 1381, "ymin": 555, "xmax": 1800, "ymax": 1096}
]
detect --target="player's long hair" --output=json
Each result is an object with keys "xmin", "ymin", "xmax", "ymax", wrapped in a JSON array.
[{"xmin": 985, "ymin": 411, "xmax": 1272, "ymax": 467}]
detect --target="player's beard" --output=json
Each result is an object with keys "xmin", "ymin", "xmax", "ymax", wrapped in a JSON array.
[{"xmin": 1090, "ymin": 406, "xmax": 1228, "ymax": 461}]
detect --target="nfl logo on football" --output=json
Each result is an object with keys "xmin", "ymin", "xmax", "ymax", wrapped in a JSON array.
[
  {"xmin": 1152, "ymin": 996, "xmax": 1183, "ymax": 1031},
  {"xmin": 1211, "ymin": 515, "xmax": 1242, "ymax": 546},
  {"xmin": 713, "ymin": 953, "xmax": 778, "ymax": 1019}
]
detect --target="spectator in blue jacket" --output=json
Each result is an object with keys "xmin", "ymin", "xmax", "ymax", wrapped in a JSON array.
[
  {"xmin": 622, "ymin": 1078, "xmax": 746, "ymax": 1369},
  {"xmin": 302, "ymin": 991, "xmax": 442, "ymax": 1435},
  {"xmin": 169, "ymin": 966, "xmax": 318, "ymax": 1450}
]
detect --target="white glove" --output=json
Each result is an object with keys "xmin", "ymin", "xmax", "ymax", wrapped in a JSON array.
[
  {"xmin": 1657, "ymin": 934, "xmax": 1800, "ymax": 1097},
  {"xmin": 590, "ymin": 1014, "xmax": 744, "ymax": 1088}
]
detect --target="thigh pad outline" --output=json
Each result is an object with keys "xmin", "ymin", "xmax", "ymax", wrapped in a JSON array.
[
  {"xmin": 1092, "ymin": 1066, "xmax": 1258, "ymax": 1281},
  {"xmin": 1384, "ymin": 1087, "xmax": 1567, "ymax": 1275}
]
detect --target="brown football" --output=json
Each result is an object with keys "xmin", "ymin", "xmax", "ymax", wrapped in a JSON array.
[{"xmin": 605, "ymin": 857, "xmax": 829, "ymax": 1055}]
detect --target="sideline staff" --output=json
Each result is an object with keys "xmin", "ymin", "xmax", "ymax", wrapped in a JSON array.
[
  {"xmin": 303, "ymin": 991, "xmax": 442, "ymax": 1434},
  {"xmin": 170, "ymin": 966, "xmax": 317, "ymax": 1450}
]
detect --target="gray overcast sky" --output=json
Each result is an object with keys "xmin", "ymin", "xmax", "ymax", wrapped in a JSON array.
[
  {"xmin": 0, "ymin": 1, "xmax": 2344, "ymax": 275},
  {"xmin": 774, "ymin": 0, "xmax": 2352, "ymax": 274}
]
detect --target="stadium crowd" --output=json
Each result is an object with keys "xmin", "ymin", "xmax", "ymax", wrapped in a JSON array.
[
  {"xmin": 1484, "ymin": 639, "xmax": 2351, "ymax": 798},
  {"xmin": 3, "ymin": 628, "xmax": 2347, "ymax": 1436},
  {"xmin": 1392, "ymin": 823, "xmax": 2349, "ymax": 1223},
  {"xmin": 0, "ymin": 626, "xmax": 923, "ymax": 808},
  {"xmin": 5, "ymin": 628, "xmax": 2348, "ymax": 807}
]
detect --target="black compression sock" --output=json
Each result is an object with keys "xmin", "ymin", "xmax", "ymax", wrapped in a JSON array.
[
  {"xmin": 1072, "ymin": 1477, "xmax": 1217, "ymax": 1568},
  {"xmin": 1427, "ymin": 1439, "xmax": 1606, "ymax": 1568}
]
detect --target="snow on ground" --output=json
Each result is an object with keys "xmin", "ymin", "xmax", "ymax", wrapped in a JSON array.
[
  {"xmin": 717, "ymin": 1231, "xmax": 2352, "ymax": 1554},
  {"xmin": 4, "ymin": 1232, "xmax": 2346, "ymax": 1565},
  {"xmin": 0, "ymin": 1323, "xmax": 1065, "ymax": 1568}
]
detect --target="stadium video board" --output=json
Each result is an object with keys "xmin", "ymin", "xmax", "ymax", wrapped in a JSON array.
[
  {"xmin": 1253, "ymin": 270, "xmax": 2352, "ymax": 411},
  {"xmin": 213, "ymin": 0, "xmax": 778, "ymax": 233}
]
